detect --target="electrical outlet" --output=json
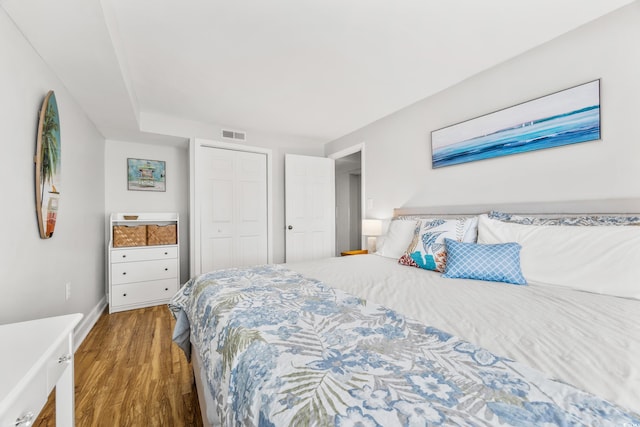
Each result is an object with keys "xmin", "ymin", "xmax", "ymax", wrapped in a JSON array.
[{"xmin": 65, "ymin": 282, "xmax": 71, "ymax": 300}]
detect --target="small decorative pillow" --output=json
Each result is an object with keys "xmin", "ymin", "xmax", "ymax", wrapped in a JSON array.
[
  {"xmin": 442, "ymin": 238, "xmax": 526, "ymax": 285},
  {"xmin": 398, "ymin": 217, "xmax": 478, "ymax": 272}
]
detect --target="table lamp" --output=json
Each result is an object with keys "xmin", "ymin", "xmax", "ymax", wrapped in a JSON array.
[{"xmin": 362, "ymin": 219, "xmax": 382, "ymax": 253}]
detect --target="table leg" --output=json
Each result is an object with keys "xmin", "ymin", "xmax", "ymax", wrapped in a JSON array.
[{"xmin": 55, "ymin": 358, "xmax": 75, "ymax": 427}]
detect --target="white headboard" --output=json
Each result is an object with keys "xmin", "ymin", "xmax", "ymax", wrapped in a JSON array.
[{"xmin": 393, "ymin": 198, "xmax": 640, "ymax": 217}]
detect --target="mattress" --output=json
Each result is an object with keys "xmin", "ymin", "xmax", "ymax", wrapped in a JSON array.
[{"xmin": 289, "ymin": 254, "xmax": 640, "ymax": 413}]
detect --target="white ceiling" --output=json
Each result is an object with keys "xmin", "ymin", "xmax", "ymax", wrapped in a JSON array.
[{"xmin": 2, "ymin": 0, "xmax": 635, "ymax": 144}]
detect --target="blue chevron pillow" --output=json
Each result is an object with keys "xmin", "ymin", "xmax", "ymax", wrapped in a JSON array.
[{"xmin": 442, "ymin": 238, "xmax": 527, "ymax": 285}]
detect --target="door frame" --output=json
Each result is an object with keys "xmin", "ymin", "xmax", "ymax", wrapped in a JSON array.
[
  {"xmin": 328, "ymin": 143, "xmax": 366, "ymax": 250},
  {"xmin": 189, "ymin": 138, "xmax": 274, "ymax": 277}
]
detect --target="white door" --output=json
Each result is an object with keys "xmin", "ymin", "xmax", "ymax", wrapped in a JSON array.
[
  {"xmin": 199, "ymin": 147, "xmax": 268, "ymax": 272},
  {"xmin": 285, "ymin": 154, "xmax": 335, "ymax": 262}
]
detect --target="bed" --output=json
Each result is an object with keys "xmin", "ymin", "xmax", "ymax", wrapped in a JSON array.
[{"xmin": 170, "ymin": 208, "xmax": 640, "ymax": 426}]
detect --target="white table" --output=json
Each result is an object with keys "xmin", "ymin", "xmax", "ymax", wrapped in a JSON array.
[{"xmin": 0, "ymin": 313, "xmax": 82, "ymax": 427}]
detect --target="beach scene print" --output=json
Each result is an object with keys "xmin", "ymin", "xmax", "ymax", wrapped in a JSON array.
[
  {"xmin": 127, "ymin": 158, "xmax": 166, "ymax": 191},
  {"xmin": 431, "ymin": 80, "xmax": 600, "ymax": 168}
]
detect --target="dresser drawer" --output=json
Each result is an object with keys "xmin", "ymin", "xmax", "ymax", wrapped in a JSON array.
[
  {"xmin": 111, "ymin": 279, "xmax": 178, "ymax": 307},
  {"xmin": 111, "ymin": 259, "xmax": 177, "ymax": 285},
  {"xmin": 111, "ymin": 246, "xmax": 177, "ymax": 263},
  {"xmin": 46, "ymin": 335, "xmax": 72, "ymax": 390},
  {"xmin": 0, "ymin": 366, "xmax": 46, "ymax": 427}
]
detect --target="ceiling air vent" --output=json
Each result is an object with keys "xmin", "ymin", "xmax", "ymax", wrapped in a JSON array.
[{"xmin": 222, "ymin": 129, "xmax": 246, "ymax": 141}]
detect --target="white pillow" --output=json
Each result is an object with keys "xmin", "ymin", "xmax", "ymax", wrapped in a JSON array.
[
  {"xmin": 477, "ymin": 214, "xmax": 640, "ymax": 300},
  {"xmin": 375, "ymin": 220, "xmax": 419, "ymax": 259},
  {"xmin": 461, "ymin": 216, "xmax": 479, "ymax": 243}
]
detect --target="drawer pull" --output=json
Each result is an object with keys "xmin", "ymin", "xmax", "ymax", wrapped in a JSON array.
[
  {"xmin": 58, "ymin": 354, "xmax": 72, "ymax": 364},
  {"xmin": 15, "ymin": 412, "xmax": 35, "ymax": 426},
  {"xmin": 165, "ymin": 287, "xmax": 169, "ymax": 291},
  {"xmin": 123, "ymin": 293, "xmax": 127, "ymax": 297},
  {"xmin": 122, "ymin": 272, "xmax": 127, "ymax": 275},
  {"xmin": 164, "ymin": 252, "xmax": 168, "ymax": 255},
  {"xmin": 122, "ymin": 254, "xmax": 127, "ymax": 258},
  {"xmin": 164, "ymin": 268, "xmax": 168, "ymax": 271}
]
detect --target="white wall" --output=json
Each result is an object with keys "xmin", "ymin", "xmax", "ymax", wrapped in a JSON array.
[
  {"xmin": 325, "ymin": 3, "xmax": 640, "ymax": 219},
  {"xmin": 0, "ymin": 9, "xmax": 106, "ymax": 324},
  {"xmin": 104, "ymin": 140, "xmax": 190, "ymax": 283}
]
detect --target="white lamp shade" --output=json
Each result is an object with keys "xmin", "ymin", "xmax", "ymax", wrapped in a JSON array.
[{"xmin": 362, "ymin": 219, "xmax": 382, "ymax": 236}]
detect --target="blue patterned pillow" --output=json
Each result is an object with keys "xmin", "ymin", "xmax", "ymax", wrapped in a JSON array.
[
  {"xmin": 398, "ymin": 217, "xmax": 478, "ymax": 272},
  {"xmin": 442, "ymin": 238, "xmax": 527, "ymax": 285}
]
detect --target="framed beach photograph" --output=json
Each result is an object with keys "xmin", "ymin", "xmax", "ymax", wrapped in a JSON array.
[
  {"xmin": 127, "ymin": 158, "xmax": 166, "ymax": 191},
  {"xmin": 431, "ymin": 80, "xmax": 601, "ymax": 168}
]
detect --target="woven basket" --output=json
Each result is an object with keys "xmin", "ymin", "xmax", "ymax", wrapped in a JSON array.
[
  {"xmin": 147, "ymin": 224, "xmax": 177, "ymax": 246},
  {"xmin": 113, "ymin": 225, "xmax": 147, "ymax": 247}
]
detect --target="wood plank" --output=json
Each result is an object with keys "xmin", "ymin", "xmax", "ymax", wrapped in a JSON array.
[{"xmin": 34, "ymin": 305, "xmax": 202, "ymax": 426}]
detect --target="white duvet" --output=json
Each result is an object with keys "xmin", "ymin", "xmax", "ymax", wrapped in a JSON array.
[{"xmin": 289, "ymin": 254, "xmax": 640, "ymax": 413}]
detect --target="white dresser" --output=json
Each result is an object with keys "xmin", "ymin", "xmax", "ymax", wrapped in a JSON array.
[
  {"xmin": 0, "ymin": 313, "xmax": 82, "ymax": 427},
  {"xmin": 108, "ymin": 213, "xmax": 180, "ymax": 313}
]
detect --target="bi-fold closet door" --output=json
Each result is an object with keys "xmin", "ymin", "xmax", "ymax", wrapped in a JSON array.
[{"xmin": 191, "ymin": 139, "xmax": 270, "ymax": 276}]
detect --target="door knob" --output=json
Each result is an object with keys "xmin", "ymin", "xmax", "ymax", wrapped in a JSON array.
[{"xmin": 288, "ymin": 225, "xmax": 293, "ymax": 230}]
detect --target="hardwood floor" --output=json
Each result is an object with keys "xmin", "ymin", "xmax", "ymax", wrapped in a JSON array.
[{"xmin": 34, "ymin": 305, "xmax": 203, "ymax": 427}]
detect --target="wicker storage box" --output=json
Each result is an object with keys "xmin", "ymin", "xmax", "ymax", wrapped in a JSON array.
[
  {"xmin": 147, "ymin": 224, "xmax": 177, "ymax": 246},
  {"xmin": 113, "ymin": 225, "xmax": 147, "ymax": 247}
]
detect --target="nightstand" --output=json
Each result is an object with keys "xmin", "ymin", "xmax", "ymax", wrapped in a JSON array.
[{"xmin": 341, "ymin": 249, "xmax": 368, "ymax": 256}]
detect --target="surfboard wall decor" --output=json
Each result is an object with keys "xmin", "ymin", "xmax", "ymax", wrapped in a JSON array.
[{"xmin": 35, "ymin": 90, "xmax": 61, "ymax": 239}]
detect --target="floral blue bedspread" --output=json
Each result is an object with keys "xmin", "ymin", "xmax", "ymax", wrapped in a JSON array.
[{"xmin": 169, "ymin": 265, "xmax": 639, "ymax": 426}]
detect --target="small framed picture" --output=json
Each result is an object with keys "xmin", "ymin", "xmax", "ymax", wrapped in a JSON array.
[{"xmin": 127, "ymin": 158, "xmax": 166, "ymax": 192}]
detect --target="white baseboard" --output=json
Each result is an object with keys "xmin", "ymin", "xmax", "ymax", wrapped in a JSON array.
[{"xmin": 74, "ymin": 296, "xmax": 107, "ymax": 351}]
